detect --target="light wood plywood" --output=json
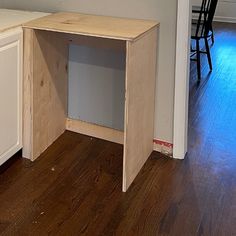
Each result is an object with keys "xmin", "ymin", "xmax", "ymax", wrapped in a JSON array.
[
  {"xmin": 66, "ymin": 118, "xmax": 124, "ymax": 145},
  {"xmin": 64, "ymin": 33, "xmax": 126, "ymax": 51},
  {"xmin": 23, "ymin": 29, "xmax": 68, "ymax": 160},
  {"xmin": 123, "ymin": 27, "xmax": 158, "ymax": 192},
  {"xmin": 23, "ymin": 12, "xmax": 158, "ymax": 191},
  {"xmin": 23, "ymin": 12, "xmax": 158, "ymax": 41},
  {"xmin": 23, "ymin": 28, "xmax": 34, "ymax": 159}
]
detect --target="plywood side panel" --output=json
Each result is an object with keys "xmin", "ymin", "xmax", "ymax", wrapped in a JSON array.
[
  {"xmin": 23, "ymin": 29, "xmax": 68, "ymax": 160},
  {"xmin": 32, "ymin": 30, "xmax": 68, "ymax": 160},
  {"xmin": 23, "ymin": 28, "xmax": 34, "ymax": 159},
  {"xmin": 66, "ymin": 118, "xmax": 124, "ymax": 145},
  {"xmin": 123, "ymin": 27, "xmax": 158, "ymax": 192}
]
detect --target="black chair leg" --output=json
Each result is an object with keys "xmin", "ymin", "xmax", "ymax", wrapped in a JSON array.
[
  {"xmin": 204, "ymin": 37, "xmax": 213, "ymax": 71},
  {"xmin": 210, "ymin": 24, "xmax": 214, "ymax": 44},
  {"xmin": 196, "ymin": 39, "xmax": 201, "ymax": 82},
  {"xmin": 211, "ymin": 31, "xmax": 214, "ymax": 45}
]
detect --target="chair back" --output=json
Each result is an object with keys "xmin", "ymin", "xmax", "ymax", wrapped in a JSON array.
[
  {"xmin": 194, "ymin": 0, "xmax": 218, "ymax": 38},
  {"xmin": 207, "ymin": 0, "xmax": 218, "ymax": 30}
]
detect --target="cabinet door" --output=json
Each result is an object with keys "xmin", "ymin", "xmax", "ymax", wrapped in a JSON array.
[{"xmin": 0, "ymin": 28, "xmax": 22, "ymax": 166}]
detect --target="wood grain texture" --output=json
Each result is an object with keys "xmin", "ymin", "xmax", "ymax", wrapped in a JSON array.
[
  {"xmin": 23, "ymin": 29, "xmax": 68, "ymax": 161},
  {"xmin": 66, "ymin": 118, "xmax": 124, "ymax": 145},
  {"xmin": 64, "ymin": 33, "xmax": 126, "ymax": 51},
  {"xmin": 23, "ymin": 12, "xmax": 159, "ymax": 41},
  {"xmin": 23, "ymin": 29, "xmax": 125, "ymax": 161},
  {"xmin": 23, "ymin": 16, "xmax": 158, "ymax": 191},
  {"xmin": 22, "ymin": 28, "xmax": 34, "ymax": 159},
  {"xmin": 123, "ymin": 27, "xmax": 158, "ymax": 191}
]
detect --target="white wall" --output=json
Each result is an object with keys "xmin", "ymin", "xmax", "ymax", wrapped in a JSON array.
[
  {"xmin": 192, "ymin": 0, "xmax": 236, "ymax": 22},
  {"xmin": 0, "ymin": 0, "xmax": 177, "ymax": 144},
  {"xmin": 68, "ymin": 45, "xmax": 126, "ymax": 130}
]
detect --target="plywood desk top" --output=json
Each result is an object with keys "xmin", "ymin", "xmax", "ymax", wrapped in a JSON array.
[{"xmin": 23, "ymin": 12, "xmax": 159, "ymax": 41}]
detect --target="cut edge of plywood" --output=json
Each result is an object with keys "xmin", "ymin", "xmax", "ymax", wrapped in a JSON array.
[
  {"xmin": 22, "ymin": 28, "xmax": 34, "ymax": 160},
  {"xmin": 66, "ymin": 118, "xmax": 124, "ymax": 145}
]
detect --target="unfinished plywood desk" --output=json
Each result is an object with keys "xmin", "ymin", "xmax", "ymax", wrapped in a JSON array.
[{"xmin": 23, "ymin": 12, "xmax": 159, "ymax": 192}]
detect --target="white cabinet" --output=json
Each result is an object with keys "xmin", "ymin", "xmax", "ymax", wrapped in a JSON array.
[
  {"xmin": 0, "ymin": 28, "xmax": 22, "ymax": 166},
  {"xmin": 0, "ymin": 9, "xmax": 49, "ymax": 166}
]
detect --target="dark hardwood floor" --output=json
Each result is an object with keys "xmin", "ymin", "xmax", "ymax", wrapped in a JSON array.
[{"xmin": 1, "ymin": 22, "xmax": 236, "ymax": 235}]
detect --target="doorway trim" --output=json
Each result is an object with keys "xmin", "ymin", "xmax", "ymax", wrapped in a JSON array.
[{"xmin": 173, "ymin": 0, "xmax": 191, "ymax": 159}]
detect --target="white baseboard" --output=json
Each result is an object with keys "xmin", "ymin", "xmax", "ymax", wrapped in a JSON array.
[
  {"xmin": 193, "ymin": 15, "xmax": 236, "ymax": 24},
  {"xmin": 192, "ymin": 16, "xmax": 236, "ymax": 23},
  {"xmin": 214, "ymin": 16, "xmax": 236, "ymax": 23}
]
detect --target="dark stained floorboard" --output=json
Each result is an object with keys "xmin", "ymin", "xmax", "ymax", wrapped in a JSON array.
[{"xmin": 0, "ymin": 22, "xmax": 236, "ymax": 235}]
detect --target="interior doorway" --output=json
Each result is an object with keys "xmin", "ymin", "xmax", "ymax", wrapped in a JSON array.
[
  {"xmin": 189, "ymin": 20, "xmax": 236, "ymax": 153},
  {"xmin": 174, "ymin": 0, "xmax": 236, "ymax": 159}
]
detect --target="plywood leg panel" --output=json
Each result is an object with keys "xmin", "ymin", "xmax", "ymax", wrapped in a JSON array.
[
  {"xmin": 23, "ymin": 29, "xmax": 68, "ymax": 161},
  {"xmin": 23, "ymin": 28, "xmax": 34, "ymax": 160},
  {"xmin": 123, "ymin": 27, "xmax": 158, "ymax": 192}
]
